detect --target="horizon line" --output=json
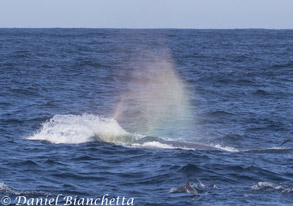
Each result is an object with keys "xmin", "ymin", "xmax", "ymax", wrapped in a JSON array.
[{"xmin": 0, "ymin": 27, "xmax": 293, "ymax": 30}]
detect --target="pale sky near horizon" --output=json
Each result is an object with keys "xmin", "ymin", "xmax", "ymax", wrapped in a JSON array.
[{"xmin": 0, "ymin": 0, "xmax": 293, "ymax": 29}]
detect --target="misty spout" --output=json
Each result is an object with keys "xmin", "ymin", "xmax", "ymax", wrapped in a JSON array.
[{"xmin": 114, "ymin": 51, "xmax": 195, "ymax": 138}]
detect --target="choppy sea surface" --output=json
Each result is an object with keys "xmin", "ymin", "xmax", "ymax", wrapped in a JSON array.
[{"xmin": 0, "ymin": 29, "xmax": 292, "ymax": 205}]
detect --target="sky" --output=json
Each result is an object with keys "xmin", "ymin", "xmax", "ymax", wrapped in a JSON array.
[{"xmin": 0, "ymin": 0, "xmax": 293, "ymax": 29}]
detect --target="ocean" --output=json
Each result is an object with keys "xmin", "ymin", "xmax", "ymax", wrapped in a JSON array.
[{"xmin": 0, "ymin": 29, "xmax": 292, "ymax": 205}]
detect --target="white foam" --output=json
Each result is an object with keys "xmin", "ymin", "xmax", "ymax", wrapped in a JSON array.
[
  {"xmin": 128, "ymin": 142, "xmax": 176, "ymax": 150},
  {"xmin": 0, "ymin": 182, "xmax": 50, "ymax": 196},
  {"xmin": 141, "ymin": 141, "xmax": 176, "ymax": 149},
  {"xmin": 170, "ymin": 187, "xmax": 177, "ymax": 193},
  {"xmin": 213, "ymin": 144, "xmax": 239, "ymax": 152},
  {"xmin": 27, "ymin": 114, "xmax": 136, "ymax": 144},
  {"xmin": 270, "ymin": 147, "xmax": 283, "ymax": 150},
  {"xmin": 0, "ymin": 182, "xmax": 19, "ymax": 194},
  {"xmin": 251, "ymin": 182, "xmax": 293, "ymax": 193}
]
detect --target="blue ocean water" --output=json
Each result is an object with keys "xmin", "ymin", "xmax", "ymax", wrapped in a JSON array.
[{"xmin": 0, "ymin": 29, "xmax": 292, "ymax": 205}]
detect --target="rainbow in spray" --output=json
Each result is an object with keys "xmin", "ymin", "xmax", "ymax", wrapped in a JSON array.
[{"xmin": 114, "ymin": 50, "xmax": 195, "ymax": 139}]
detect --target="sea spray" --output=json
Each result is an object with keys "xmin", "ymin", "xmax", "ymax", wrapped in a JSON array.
[
  {"xmin": 114, "ymin": 50, "xmax": 195, "ymax": 139},
  {"xmin": 27, "ymin": 114, "xmax": 139, "ymax": 144}
]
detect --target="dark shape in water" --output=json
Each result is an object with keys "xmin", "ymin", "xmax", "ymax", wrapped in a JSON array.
[
  {"xmin": 172, "ymin": 180, "xmax": 198, "ymax": 194},
  {"xmin": 280, "ymin": 138, "xmax": 293, "ymax": 146}
]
